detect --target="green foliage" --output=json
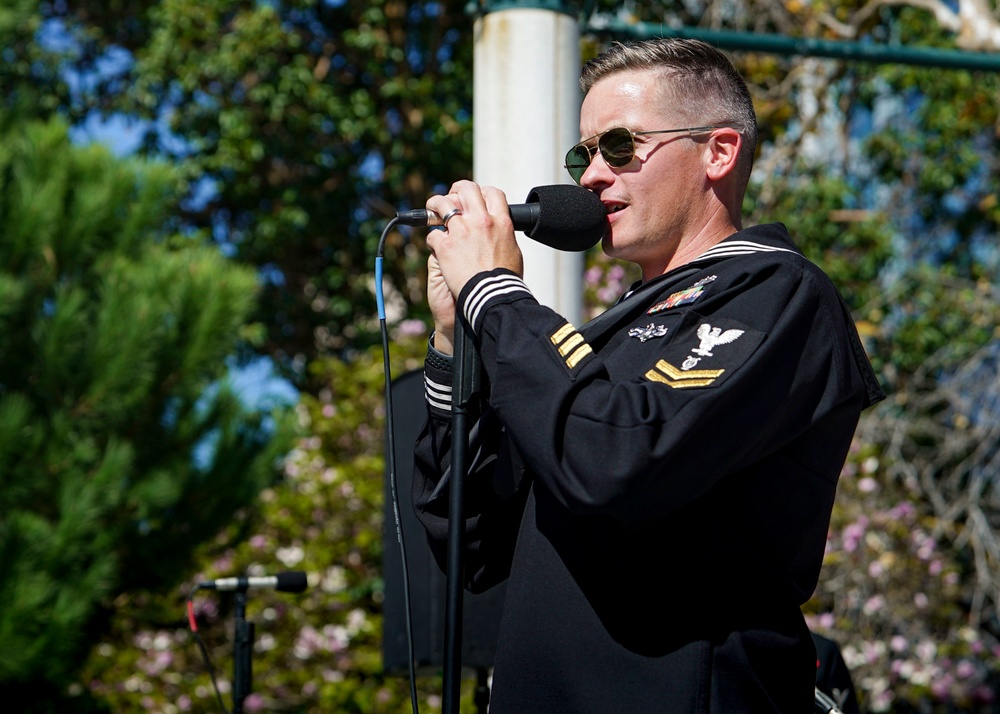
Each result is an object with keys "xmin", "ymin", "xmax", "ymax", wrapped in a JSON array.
[
  {"xmin": 51, "ymin": 0, "xmax": 476, "ymax": 380},
  {"xmin": 862, "ymin": 270, "xmax": 1000, "ymax": 390},
  {"xmin": 0, "ymin": 0, "xmax": 71, "ymax": 120},
  {"xmin": 78, "ymin": 339, "xmax": 484, "ymax": 712},
  {"xmin": 744, "ymin": 167, "xmax": 893, "ymax": 312},
  {"xmin": 860, "ymin": 61, "xmax": 1000, "ymax": 272},
  {"xmin": 6, "ymin": 1, "xmax": 1000, "ymax": 712},
  {"xmin": 0, "ymin": 114, "xmax": 295, "ymax": 704}
]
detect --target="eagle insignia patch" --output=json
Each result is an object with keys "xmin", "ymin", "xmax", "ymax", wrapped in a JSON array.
[
  {"xmin": 692, "ymin": 324, "xmax": 744, "ymax": 356},
  {"xmin": 642, "ymin": 315, "xmax": 762, "ymax": 389}
]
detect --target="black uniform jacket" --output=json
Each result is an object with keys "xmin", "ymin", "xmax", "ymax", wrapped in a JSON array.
[{"xmin": 413, "ymin": 223, "xmax": 883, "ymax": 713}]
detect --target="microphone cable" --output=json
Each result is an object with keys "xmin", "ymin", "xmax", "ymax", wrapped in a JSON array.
[
  {"xmin": 376, "ymin": 216, "xmax": 421, "ymax": 714},
  {"xmin": 186, "ymin": 575, "xmax": 308, "ymax": 712},
  {"xmin": 186, "ymin": 585, "xmax": 233, "ymax": 714}
]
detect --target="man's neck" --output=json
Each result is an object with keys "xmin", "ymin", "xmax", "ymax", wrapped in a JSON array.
[{"xmin": 640, "ymin": 214, "xmax": 741, "ymax": 282}]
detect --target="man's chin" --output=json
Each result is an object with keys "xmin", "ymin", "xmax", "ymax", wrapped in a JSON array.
[{"xmin": 602, "ymin": 233, "xmax": 625, "ymax": 259}]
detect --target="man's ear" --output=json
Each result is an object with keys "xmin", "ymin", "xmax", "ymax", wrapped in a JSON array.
[{"xmin": 705, "ymin": 128, "xmax": 742, "ymax": 181}]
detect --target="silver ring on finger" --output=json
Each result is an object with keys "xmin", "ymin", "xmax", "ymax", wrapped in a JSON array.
[{"xmin": 441, "ymin": 207, "xmax": 463, "ymax": 228}]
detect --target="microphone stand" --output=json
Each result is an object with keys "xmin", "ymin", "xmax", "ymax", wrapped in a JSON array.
[
  {"xmin": 443, "ymin": 315, "xmax": 479, "ymax": 714},
  {"xmin": 232, "ymin": 590, "xmax": 254, "ymax": 713}
]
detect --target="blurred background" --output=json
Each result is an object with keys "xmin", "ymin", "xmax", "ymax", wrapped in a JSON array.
[{"xmin": 2, "ymin": 0, "xmax": 1000, "ymax": 711}]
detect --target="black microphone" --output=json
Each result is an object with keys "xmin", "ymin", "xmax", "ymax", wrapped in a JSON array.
[
  {"xmin": 197, "ymin": 571, "xmax": 308, "ymax": 593},
  {"xmin": 396, "ymin": 184, "xmax": 607, "ymax": 252}
]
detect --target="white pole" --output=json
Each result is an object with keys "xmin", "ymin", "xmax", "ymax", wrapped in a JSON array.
[{"xmin": 473, "ymin": 8, "xmax": 584, "ymax": 326}]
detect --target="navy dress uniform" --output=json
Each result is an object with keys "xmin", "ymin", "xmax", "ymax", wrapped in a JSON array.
[{"xmin": 414, "ymin": 223, "xmax": 883, "ymax": 713}]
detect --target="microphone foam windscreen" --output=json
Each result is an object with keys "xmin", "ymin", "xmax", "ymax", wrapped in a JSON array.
[
  {"xmin": 523, "ymin": 185, "xmax": 608, "ymax": 252},
  {"xmin": 276, "ymin": 571, "xmax": 308, "ymax": 593}
]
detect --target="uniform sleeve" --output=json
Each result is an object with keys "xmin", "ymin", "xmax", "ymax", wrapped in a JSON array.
[
  {"xmin": 411, "ymin": 340, "xmax": 530, "ymax": 591},
  {"xmin": 456, "ymin": 264, "xmax": 866, "ymax": 530}
]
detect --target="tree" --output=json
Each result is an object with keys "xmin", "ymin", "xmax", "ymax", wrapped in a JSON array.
[
  {"xmin": 32, "ymin": 0, "xmax": 475, "ymax": 384},
  {"xmin": 0, "ymin": 112, "xmax": 295, "ymax": 710},
  {"xmin": 77, "ymin": 340, "xmax": 460, "ymax": 713},
  {"xmin": 0, "ymin": 0, "xmax": 70, "ymax": 120},
  {"xmin": 12, "ymin": 0, "xmax": 1000, "ymax": 710}
]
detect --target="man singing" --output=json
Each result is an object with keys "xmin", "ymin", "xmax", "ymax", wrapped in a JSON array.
[{"xmin": 413, "ymin": 38, "xmax": 882, "ymax": 713}]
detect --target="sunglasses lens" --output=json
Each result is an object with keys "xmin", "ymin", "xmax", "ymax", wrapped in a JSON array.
[
  {"xmin": 599, "ymin": 128, "xmax": 636, "ymax": 167},
  {"xmin": 564, "ymin": 145, "xmax": 591, "ymax": 184},
  {"xmin": 564, "ymin": 128, "xmax": 637, "ymax": 183}
]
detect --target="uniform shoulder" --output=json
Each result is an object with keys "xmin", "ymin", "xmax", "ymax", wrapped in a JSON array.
[
  {"xmin": 680, "ymin": 224, "xmax": 850, "ymax": 312},
  {"xmin": 699, "ymin": 223, "xmax": 830, "ymax": 279}
]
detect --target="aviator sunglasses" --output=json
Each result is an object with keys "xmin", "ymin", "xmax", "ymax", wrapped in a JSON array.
[{"xmin": 564, "ymin": 125, "xmax": 733, "ymax": 184}]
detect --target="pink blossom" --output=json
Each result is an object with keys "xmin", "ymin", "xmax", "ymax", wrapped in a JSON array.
[
  {"xmin": 858, "ymin": 476, "xmax": 878, "ymax": 493},
  {"xmin": 842, "ymin": 519, "xmax": 868, "ymax": 552},
  {"xmin": 395, "ymin": 318, "xmax": 427, "ymax": 337},
  {"xmin": 863, "ymin": 595, "xmax": 885, "ymax": 616},
  {"xmin": 191, "ymin": 598, "xmax": 219, "ymax": 621},
  {"xmin": 956, "ymin": 660, "xmax": 977, "ymax": 679},
  {"xmin": 597, "ymin": 286, "xmax": 617, "ymax": 303},
  {"xmin": 916, "ymin": 640, "xmax": 937, "ymax": 662},
  {"xmin": 973, "ymin": 684, "xmax": 995, "ymax": 702},
  {"xmin": 243, "ymin": 693, "xmax": 266, "ymax": 712},
  {"xmin": 887, "ymin": 500, "xmax": 916, "ymax": 521},
  {"xmin": 912, "ymin": 532, "xmax": 937, "ymax": 560},
  {"xmin": 931, "ymin": 674, "xmax": 954, "ymax": 699},
  {"xmin": 872, "ymin": 689, "xmax": 893, "ymax": 711}
]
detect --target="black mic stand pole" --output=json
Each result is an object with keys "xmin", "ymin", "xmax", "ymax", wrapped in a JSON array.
[
  {"xmin": 232, "ymin": 589, "xmax": 254, "ymax": 713},
  {"xmin": 443, "ymin": 315, "xmax": 479, "ymax": 714}
]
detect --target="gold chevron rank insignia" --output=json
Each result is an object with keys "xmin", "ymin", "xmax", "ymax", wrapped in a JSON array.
[
  {"xmin": 641, "ymin": 315, "xmax": 762, "ymax": 390},
  {"xmin": 550, "ymin": 322, "xmax": 593, "ymax": 371},
  {"xmin": 645, "ymin": 359, "xmax": 725, "ymax": 388}
]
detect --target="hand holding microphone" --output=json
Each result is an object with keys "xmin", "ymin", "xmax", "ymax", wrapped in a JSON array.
[
  {"xmin": 424, "ymin": 181, "xmax": 526, "ymax": 300},
  {"xmin": 396, "ymin": 183, "xmax": 609, "ymax": 252},
  {"xmin": 402, "ymin": 182, "xmax": 608, "ymax": 354},
  {"xmin": 410, "ymin": 182, "xmax": 608, "ymax": 299}
]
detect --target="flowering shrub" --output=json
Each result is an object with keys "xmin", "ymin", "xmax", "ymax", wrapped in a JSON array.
[
  {"xmin": 78, "ymin": 336, "xmax": 477, "ymax": 712},
  {"xmin": 806, "ymin": 438, "xmax": 1000, "ymax": 713},
  {"xmin": 583, "ymin": 250, "xmax": 639, "ymax": 320}
]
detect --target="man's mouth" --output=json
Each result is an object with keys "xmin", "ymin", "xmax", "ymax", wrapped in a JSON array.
[{"xmin": 605, "ymin": 203, "xmax": 626, "ymax": 215}]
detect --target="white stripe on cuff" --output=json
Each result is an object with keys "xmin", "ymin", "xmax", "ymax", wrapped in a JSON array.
[
  {"xmin": 464, "ymin": 274, "xmax": 532, "ymax": 333},
  {"xmin": 425, "ymin": 374, "xmax": 452, "ymax": 412}
]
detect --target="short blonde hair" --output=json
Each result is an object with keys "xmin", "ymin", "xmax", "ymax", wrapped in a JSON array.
[{"xmin": 581, "ymin": 38, "xmax": 758, "ymax": 192}]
